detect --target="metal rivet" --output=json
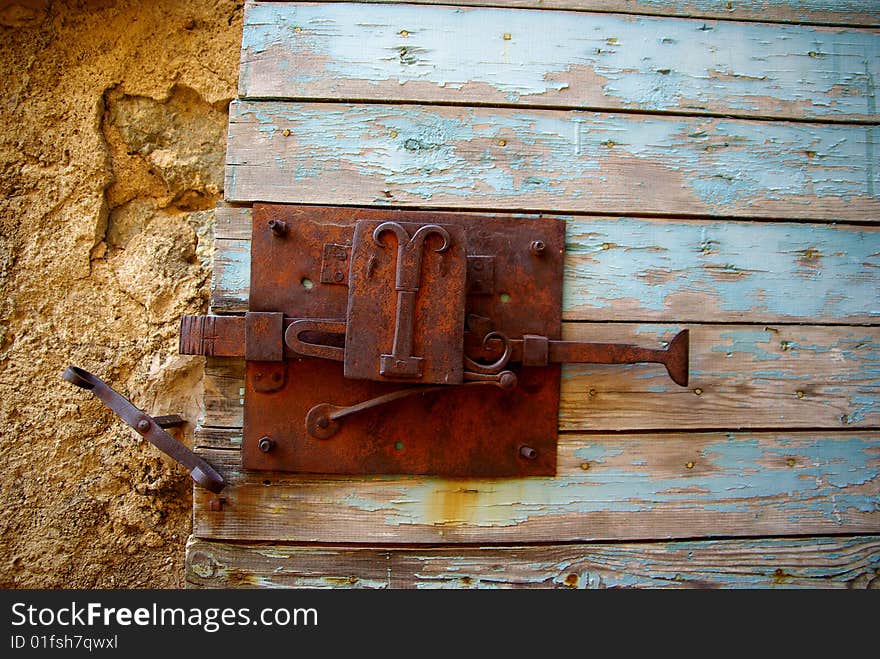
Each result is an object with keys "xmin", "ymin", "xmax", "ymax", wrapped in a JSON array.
[
  {"xmin": 530, "ymin": 239, "xmax": 546, "ymax": 256},
  {"xmin": 685, "ymin": 461, "xmax": 695, "ymax": 469},
  {"xmin": 519, "ymin": 445, "xmax": 537, "ymax": 460},
  {"xmin": 694, "ymin": 388, "xmax": 703, "ymax": 395},
  {"xmin": 786, "ymin": 458, "xmax": 796, "ymax": 467},
  {"xmin": 136, "ymin": 419, "xmax": 150, "ymax": 432},
  {"xmin": 268, "ymin": 219, "xmax": 289, "ymax": 237},
  {"xmin": 503, "ymin": 32, "xmax": 512, "ymax": 40},
  {"xmin": 498, "ymin": 139, "xmax": 507, "ymax": 147},
  {"xmin": 580, "ymin": 462, "xmax": 590, "ymax": 470},
  {"xmin": 334, "ymin": 271, "xmax": 344, "ymax": 282},
  {"xmin": 796, "ymin": 390, "xmax": 804, "ymax": 399},
  {"xmin": 258, "ymin": 436, "xmax": 275, "ymax": 453}
]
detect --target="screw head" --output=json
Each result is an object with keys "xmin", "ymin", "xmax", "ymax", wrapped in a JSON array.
[
  {"xmin": 519, "ymin": 445, "xmax": 537, "ymax": 460},
  {"xmin": 258, "ymin": 436, "xmax": 275, "ymax": 453},
  {"xmin": 136, "ymin": 419, "xmax": 151, "ymax": 432},
  {"xmin": 268, "ymin": 219, "xmax": 289, "ymax": 236},
  {"xmin": 530, "ymin": 240, "xmax": 546, "ymax": 255}
]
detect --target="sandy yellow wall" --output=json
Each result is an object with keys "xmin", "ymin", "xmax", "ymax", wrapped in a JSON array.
[{"xmin": 0, "ymin": 0, "xmax": 241, "ymax": 587}]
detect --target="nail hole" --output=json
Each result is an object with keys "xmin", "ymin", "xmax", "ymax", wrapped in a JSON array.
[
  {"xmin": 301, "ymin": 278, "xmax": 314, "ymax": 290},
  {"xmin": 499, "ymin": 293, "xmax": 510, "ymax": 303},
  {"xmin": 262, "ymin": 480, "xmax": 271, "ymax": 486},
  {"xmin": 394, "ymin": 441, "xmax": 404, "ymax": 451}
]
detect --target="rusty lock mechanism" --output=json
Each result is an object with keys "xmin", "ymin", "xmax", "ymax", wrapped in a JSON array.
[{"xmin": 179, "ymin": 204, "xmax": 689, "ymax": 477}]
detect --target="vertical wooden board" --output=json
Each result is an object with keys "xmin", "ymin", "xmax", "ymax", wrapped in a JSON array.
[
  {"xmin": 242, "ymin": 3, "xmax": 880, "ymax": 121},
  {"xmin": 198, "ymin": 324, "xmax": 880, "ymax": 431},
  {"xmin": 211, "ymin": 238, "xmax": 250, "ymax": 313},
  {"xmin": 267, "ymin": 1, "xmax": 880, "ymax": 27},
  {"xmin": 186, "ymin": 535, "xmax": 880, "ymax": 588},
  {"xmin": 225, "ymin": 102, "xmax": 880, "ymax": 221},
  {"xmin": 192, "ymin": 430, "xmax": 880, "ymax": 543},
  {"xmin": 209, "ymin": 207, "xmax": 880, "ymax": 323}
]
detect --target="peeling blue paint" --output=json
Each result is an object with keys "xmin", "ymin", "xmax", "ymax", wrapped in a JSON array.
[
  {"xmin": 228, "ymin": 101, "xmax": 880, "ymax": 220},
  {"xmin": 562, "ymin": 217, "xmax": 879, "ymax": 320},
  {"xmin": 329, "ymin": 433, "xmax": 879, "ymax": 528},
  {"xmin": 242, "ymin": 3, "xmax": 880, "ymax": 120}
]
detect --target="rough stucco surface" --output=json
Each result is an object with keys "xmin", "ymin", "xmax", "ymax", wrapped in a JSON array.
[{"xmin": 0, "ymin": 0, "xmax": 242, "ymax": 587}]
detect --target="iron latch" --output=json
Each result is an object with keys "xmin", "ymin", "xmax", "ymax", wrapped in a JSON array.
[{"xmin": 179, "ymin": 204, "xmax": 689, "ymax": 477}]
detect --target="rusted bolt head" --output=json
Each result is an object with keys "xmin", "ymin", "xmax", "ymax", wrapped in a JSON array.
[
  {"xmin": 498, "ymin": 371, "xmax": 518, "ymax": 390},
  {"xmin": 519, "ymin": 445, "xmax": 537, "ymax": 460},
  {"xmin": 334, "ymin": 271, "xmax": 344, "ymax": 282},
  {"xmin": 258, "ymin": 436, "xmax": 275, "ymax": 453},
  {"xmin": 530, "ymin": 240, "xmax": 546, "ymax": 255},
  {"xmin": 136, "ymin": 419, "xmax": 151, "ymax": 433},
  {"xmin": 268, "ymin": 219, "xmax": 289, "ymax": 237}
]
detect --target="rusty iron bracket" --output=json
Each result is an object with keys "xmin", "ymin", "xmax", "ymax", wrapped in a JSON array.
[
  {"xmin": 179, "ymin": 204, "xmax": 690, "ymax": 477},
  {"xmin": 62, "ymin": 366, "xmax": 225, "ymax": 493}
]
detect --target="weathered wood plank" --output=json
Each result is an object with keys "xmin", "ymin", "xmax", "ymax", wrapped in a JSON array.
[
  {"xmin": 242, "ymin": 3, "xmax": 880, "ymax": 122},
  {"xmin": 225, "ymin": 101, "xmax": 880, "ymax": 221},
  {"xmin": 210, "ymin": 208, "xmax": 880, "ymax": 323},
  {"xmin": 254, "ymin": 1, "xmax": 880, "ymax": 28},
  {"xmin": 186, "ymin": 535, "xmax": 880, "ymax": 588},
  {"xmin": 192, "ymin": 430, "xmax": 880, "ymax": 542},
  {"xmin": 215, "ymin": 202, "xmax": 254, "ymax": 240},
  {"xmin": 198, "ymin": 324, "xmax": 880, "ymax": 431}
]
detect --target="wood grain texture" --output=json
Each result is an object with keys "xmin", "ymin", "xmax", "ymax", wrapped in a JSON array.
[
  {"xmin": 186, "ymin": 535, "xmax": 880, "ymax": 588},
  {"xmin": 225, "ymin": 101, "xmax": 880, "ymax": 221},
  {"xmin": 209, "ymin": 207, "xmax": 880, "ymax": 323},
  {"xmin": 192, "ymin": 430, "xmax": 880, "ymax": 542},
  {"xmin": 242, "ymin": 3, "xmax": 880, "ymax": 122},
  {"xmin": 198, "ymin": 324, "xmax": 880, "ymax": 431},
  {"xmin": 251, "ymin": 1, "xmax": 880, "ymax": 27}
]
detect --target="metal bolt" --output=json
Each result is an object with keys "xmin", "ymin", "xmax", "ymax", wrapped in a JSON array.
[
  {"xmin": 334, "ymin": 271, "xmax": 344, "ymax": 282},
  {"xmin": 498, "ymin": 371, "xmax": 518, "ymax": 391},
  {"xmin": 268, "ymin": 219, "xmax": 289, "ymax": 237},
  {"xmin": 258, "ymin": 436, "xmax": 275, "ymax": 453},
  {"xmin": 530, "ymin": 240, "xmax": 546, "ymax": 256},
  {"xmin": 519, "ymin": 445, "xmax": 537, "ymax": 460},
  {"xmin": 136, "ymin": 419, "xmax": 151, "ymax": 432}
]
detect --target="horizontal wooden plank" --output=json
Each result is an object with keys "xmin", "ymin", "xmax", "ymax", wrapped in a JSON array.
[
  {"xmin": 192, "ymin": 429, "xmax": 880, "ymax": 542},
  {"xmin": 251, "ymin": 1, "xmax": 880, "ymax": 27},
  {"xmin": 199, "ymin": 324, "xmax": 879, "ymax": 431},
  {"xmin": 186, "ymin": 535, "xmax": 880, "ymax": 588},
  {"xmin": 225, "ymin": 101, "xmax": 880, "ymax": 221},
  {"xmin": 210, "ymin": 207, "xmax": 880, "ymax": 323},
  {"xmin": 242, "ymin": 3, "xmax": 880, "ymax": 122}
]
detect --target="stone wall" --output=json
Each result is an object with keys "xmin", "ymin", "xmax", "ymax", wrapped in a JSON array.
[{"xmin": 0, "ymin": 0, "xmax": 241, "ymax": 587}]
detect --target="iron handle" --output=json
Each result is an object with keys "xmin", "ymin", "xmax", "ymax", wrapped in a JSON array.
[{"xmin": 62, "ymin": 366, "xmax": 225, "ymax": 493}]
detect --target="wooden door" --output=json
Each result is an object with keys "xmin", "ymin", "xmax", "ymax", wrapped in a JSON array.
[{"xmin": 186, "ymin": 0, "xmax": 880, "ymax": 588}]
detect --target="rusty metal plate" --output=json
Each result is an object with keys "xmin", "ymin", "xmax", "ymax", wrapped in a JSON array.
[
  {"xmin": 243, "ymin": 204, "xmax": 564, "ymax": 476},
  {"xmin": 345, "ymin": 220, "xmax": 467, "ymax": 384}
]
